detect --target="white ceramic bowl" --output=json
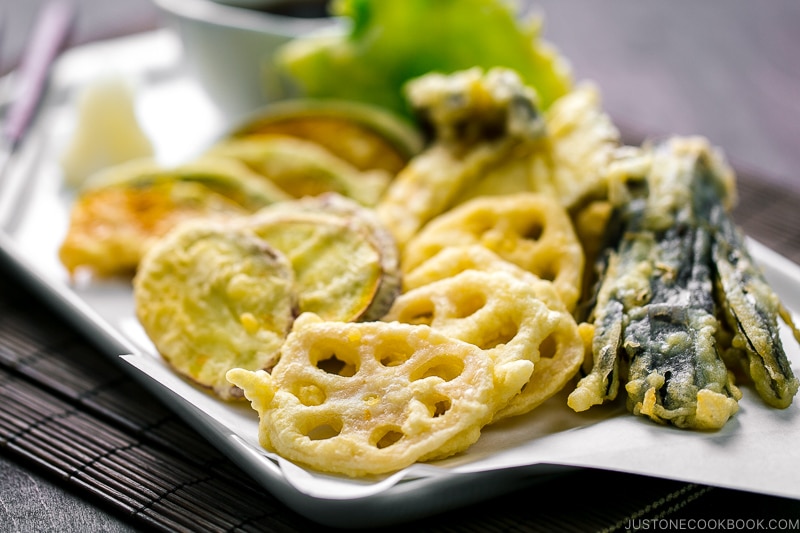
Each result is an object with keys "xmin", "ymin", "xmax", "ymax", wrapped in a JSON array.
[{"xmin": 153, "ymin": 0, "xmax": 341, "ymax": 119}]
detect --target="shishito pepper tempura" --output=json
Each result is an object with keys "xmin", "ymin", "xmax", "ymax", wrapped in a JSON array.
[{"xmin": 570, "ymin": 138, "xmax": 799, "ymax": 429}]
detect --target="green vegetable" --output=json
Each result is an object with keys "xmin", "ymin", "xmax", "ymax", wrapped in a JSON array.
[{"xmin": 276, "ymin": 0, "xmax": 573, "ymax": 119}]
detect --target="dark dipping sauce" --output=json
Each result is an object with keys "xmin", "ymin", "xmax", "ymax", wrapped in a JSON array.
[{"xmin": 255, "ymin": 0, "xmax": 332, "ymax": 18}]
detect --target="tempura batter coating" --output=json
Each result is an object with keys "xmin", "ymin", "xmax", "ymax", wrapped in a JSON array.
[
  {"xmin": 402, "ymin": 244, "xmax": 566, "ymax": 314},
  {"xmin": 384, "ymin": 270, "xmax": 584, "ymax": 419},
  {"xmin": 402, "ymin": 193, "xmax": 584, "ymax": 311},
  {"xmin": 453, "ymin": 83, "xmax": 619, "ymax": 210},
  {"xmin": 257, "ymin": 193, "xmax": 401, "ymax": 316},
  {"xmin": 569, "ymin": 137, "xmax": 787, "ymax": 429},
  {"xmin": 134, "ymin": 221, "xmax": 296, "ymax": 400},
  {"xmin": 80, "ymin": 155, "xmax": 290, "ymax": 210},
  {"xmin": 528, "ymin": 83, "xmax": 619, "ymax": 208},
  {"xmin": 225, "ymin": 97, "xmax": 423, "ymax": 174},
  {"xmin": 59, "ymin": 155, "xmax": 288, "ymax": 277},
  {"xmin": 227, "ymin": 313, "xmax": 509, "ymax": 477},
  {"xmin": 60, "ymin": 180, "xmax": 246, "ymax": 277},
  {"xmin": 241, "ymin": 199, "xmax": 400, "ymax": 322},
  {"xmin": 376, "ymin": 67, "xmax": 544, "ymax": 249},
  {"xmin": 208, "ymin": 134, "xmax": 391, "ymax": 206}
]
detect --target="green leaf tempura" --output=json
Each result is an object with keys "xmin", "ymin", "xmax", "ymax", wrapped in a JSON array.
[{"xmin": 276, "ymin": 0, "xmax": 573, "ymax": 119}]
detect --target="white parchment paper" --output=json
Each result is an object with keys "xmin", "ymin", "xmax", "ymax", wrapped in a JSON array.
[{"xmin": 3, "ymin": 30, "xmax": 799, "ymax": 517}]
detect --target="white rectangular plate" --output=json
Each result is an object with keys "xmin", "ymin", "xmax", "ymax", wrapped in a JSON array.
[{"xmin": 2, "ymin": 31, "xmax": 799, "ymax": 528}]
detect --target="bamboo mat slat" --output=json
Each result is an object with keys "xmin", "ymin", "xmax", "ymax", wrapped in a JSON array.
[
  {"xmin": 0, "ymin": 371, "xmax": 309, "ymax": 531},
  {"xmin": 2, "ymin": 166, "xmax": 800, "ymax": 531}
]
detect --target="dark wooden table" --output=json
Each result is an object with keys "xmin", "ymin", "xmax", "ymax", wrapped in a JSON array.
[{"xmin": 2, "ymin": 1, "xmax": 800, "ymax": 531}]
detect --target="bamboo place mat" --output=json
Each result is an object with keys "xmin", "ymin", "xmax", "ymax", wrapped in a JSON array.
[{"xmin": 2, "ymin": 167, "xmax": 800, "ymax": 531}]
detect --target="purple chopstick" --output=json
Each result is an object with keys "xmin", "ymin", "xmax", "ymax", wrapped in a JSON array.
[{"xmin": 2, "ymin": 0, "xmax": 76, "ymax": 148}]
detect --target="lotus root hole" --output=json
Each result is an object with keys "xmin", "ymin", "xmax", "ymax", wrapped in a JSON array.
[
  {"xmin": 475, "ymin": 319, "xmax": 518, "ymax": 350},
  {"xmin": 451, "ymin": 290, "xmax": 487, "ymax": 319},
  {"xmin": 538, "ymin": 264, "xmax": 557, "ymax": 282},
  {"xmin": 429, "ymin": 397, "xmax": 452, "ymax": 418},
  {"xmin": 539, "ymin": 332, "xmax": 558, "ymax": 360},
  {"xmin": 409, "ymin": 356, "xmax": 464, "ymax": 382},
  {"xmin": 316, "ymin": 354, "xmax": 358, "ymax": 376},
  {"xmin": 300, "ymin": 414, "xmax": 343, "ymax": 441},
  {"xmin": 372, "ymin": 427, "xmax": 404, "ymax": 449},
  {"xmin": 376, "ymin": 339, "xmax": 414, "ymax": 367},
  {"xmin": 397, "ymin": 301, "xmax": 435, "ymax": 326},
  {"xmin": 521, "ymin": 220, "xmax": 544, "ymax": 242},
  {"xmin": 306, "ymin": 422, "xmax": 342, "ymax": 441},
  {"xmin": 311, "ymin": 344, "xmax": 359, "ymax": 376}
]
